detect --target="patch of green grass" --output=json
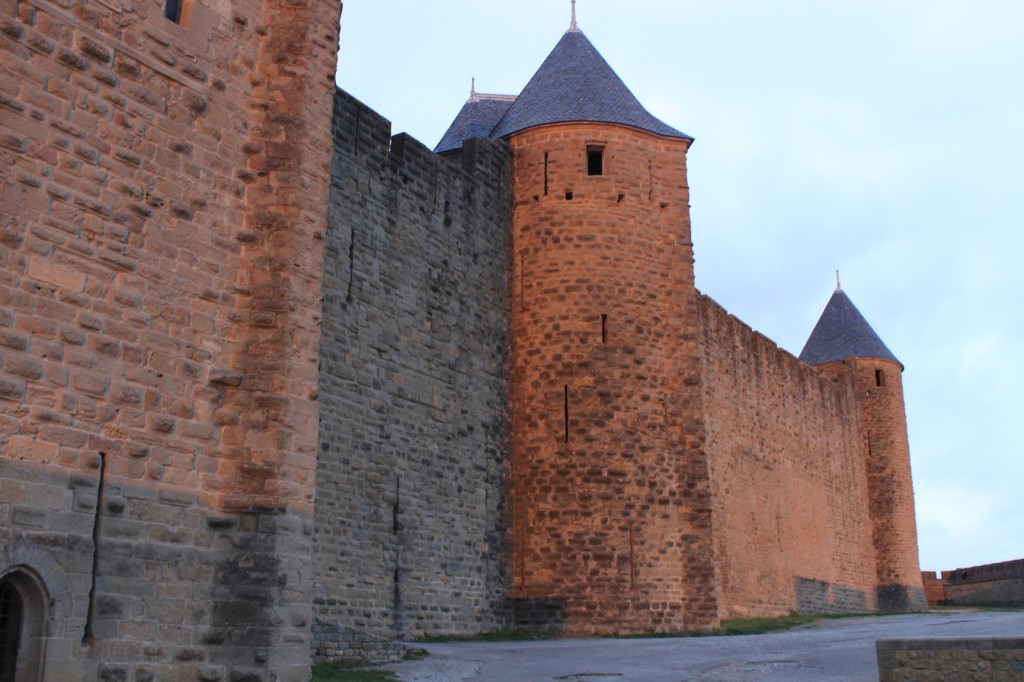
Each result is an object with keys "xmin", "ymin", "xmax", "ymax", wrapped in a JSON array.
[
  {"xmin": 929, "ymin": 604, "xmax": 1024, "ymax": 612},
  {"xmin": 311, "ymin": 663, "xmax": 399, "ymax": 682},
  {"xmin": 717, "ymin": 614, "xmax": 820, "ymax": 635},
  {"xmin": 418, "ymin": 617, "xmax": 821, "ymax": 643},
  {"xmin": 419, "ymin": 627, "xmax": 560, "ymax": 643},
  {"xmin": 414, "ymin": 612, "xmax": 943, "ymax": 645}
]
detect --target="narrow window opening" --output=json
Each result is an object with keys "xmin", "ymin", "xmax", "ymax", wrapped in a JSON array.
[
  {"xmin": 163, "ymin": 0, "xmax": 183, "ymax": 22},
  {"xmin": 519, "ymin": 253, "xmax": 526, "ymax": 310},
  {"xmin": 628, "ymin": 523, "xmax": 637, "ymax": 591},
  {"xmin": 587, "ymin": 146, "xmax": 604, "ymax": 176},
  {"xmin": 543, "ymin": 152, "xmax": 549, "ymax": 195},
  {"xmin": 875, "ymin": 369, "xmax": 884, "ymax": 387},
  {"xmin": 0, "ymin": 582, "xmax": 23, "ymax": 682},
  {"xmin": 601, "ymin": 314, "xmax": 608, "ymax": 343},
  {"xmin": 392, "ymin": 478, "xmax": 400, "ymax": 533},
  {"xmin": 346, "ymin": 226, "xmax": 356, "ymax": 303},
  {"xmin": 563, "ymin": 385, "xmax": 570, "ymax": 443},
  {"xmin": 565, "ymin": 191, "xmax": 573, "ymax": 201}
]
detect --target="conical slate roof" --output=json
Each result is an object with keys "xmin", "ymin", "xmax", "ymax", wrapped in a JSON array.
[
  {"xmin": 799, "ymin": 288, "xmax": 901, "ymax": 367},
  {"xmin": 435, "ymin": 29, "xmax": 690, "ymax": 153},
  {"xmin": 435, "ymin": 95, "xmax": 515, "ymax": 155}
]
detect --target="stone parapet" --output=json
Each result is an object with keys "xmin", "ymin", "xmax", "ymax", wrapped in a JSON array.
[{"xmin": 877, "ymin": 638, "xmax": 1024, "ymax": 681}]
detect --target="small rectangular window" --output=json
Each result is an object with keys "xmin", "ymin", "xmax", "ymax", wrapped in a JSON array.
[
  {"xmin": 164, "ymin": 0, "xmax": 183, "ymax": 23},
  {"xmin": 587, "ymin": 146, "xmax": 604, "ymax": 176},
  {"xmin": 875, "ymin": 369, "xmax": 885, "ymax": 387}
]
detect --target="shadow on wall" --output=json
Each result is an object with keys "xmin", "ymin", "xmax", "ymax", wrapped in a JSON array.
[
  {"xmin": 795, "ymin": 577, "xmax": 869, "ymax": 614},
  {"xmin": 512, "ymin": 599, "xmax": 567, "ymax": 631}
]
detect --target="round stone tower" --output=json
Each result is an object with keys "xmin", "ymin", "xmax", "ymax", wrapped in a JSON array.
[
  {"xmin": 458, "ymin": 22, "xmax": 720, "ymax": 634},
  {"xmin": 800, "ymin": 285, "xmax": 927, "ymax": 611}
]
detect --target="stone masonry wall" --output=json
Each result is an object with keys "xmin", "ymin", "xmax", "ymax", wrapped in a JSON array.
[
  {"xmin": 851, "ymin": 358, "xmax": 928, "ymax": 611},
  {"xmin": 313, "ymin": 88, "xmax": 511, "ymax": 657},
  {"xmin": 816, "ymin": 357, "xmax": 927, "ymax": 611},
  {"xmin": 697, "ymin": 296, "xmax": 880, "ymax": 617},
  {"xmin": 941, "ymin": 559, "xmax": 1024, "ymax": 607},
  {"xmin": 0, "ymin": 0, "xmax": 340, "ymax": 678},
  {"xmin": 876, "ymin": 638, "xmax": 1024, "ymax": 682},
  {"xmin": 506, "ymin": 123, "xmax": 718, "ymax": 635}
]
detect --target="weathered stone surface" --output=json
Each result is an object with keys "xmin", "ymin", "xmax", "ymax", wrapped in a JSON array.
[
  {"xmin": 312, "ymin": 91, "xmax": 511, "ymax": 657},
  {"xmin": 2, "ymin": 2, "xmax": 926, "ymax": 677},
  {"xmin": 506, "ymin": 123, "xmax": 717, "ymax": 634},
  {"xmin": 0, "ymin": 0, "xmax": 341, "ymax": 677},
  {"xmin": 877, "ymin": 638, "xmax": 1024, "ymax": 681},
  {"xmin": 925, "ymin": 559, "xmax": 1024, "ymax": 607}
]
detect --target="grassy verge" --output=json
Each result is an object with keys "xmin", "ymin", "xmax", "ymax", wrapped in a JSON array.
[
  {"xmin": 419, "ymin": 627, "xmax": 560, "ymax": 643},
  {"xmin": 311, "ymin": 663, "xmax": 399, "ymax": 682},
  {"xmin": 717, "ymin": 615, "xmax": 821, "ymax": 635},
  {"xmin": 418, "ymin": 613, "xmax": 872, "ymax": 643}
]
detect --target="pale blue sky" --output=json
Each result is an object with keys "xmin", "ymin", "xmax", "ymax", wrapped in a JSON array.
[{"xmin": 336, "ymin": 1, "xmax": 1024, "ymax": 573}]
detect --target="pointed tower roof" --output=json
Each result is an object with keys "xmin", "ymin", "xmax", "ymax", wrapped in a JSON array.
[
  {"xmin": 435, "ymin": 26, "xmax": 689, "ymax": 153},
  {"xmin": 799, "ymin": 287, "xmax": 902, "ymax": 367},
  {"xmin": 490, "ymin": 30, "xmax": 689, "ymax": 140},
  {"xmin": 434, "ymin": 92, "xmax": 516, "ymax": 155}
]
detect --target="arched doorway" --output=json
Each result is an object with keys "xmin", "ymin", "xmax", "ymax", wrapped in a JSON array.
[
  {"xmin": 0, "ymin": 581, "xmax": 21, "ymax": 681},
  {"xmin": 0, "ymin": 571, "xmax": 47, "ymax": 682}
]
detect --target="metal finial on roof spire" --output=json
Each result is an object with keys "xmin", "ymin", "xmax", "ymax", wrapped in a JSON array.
[
  {"xmin": 568, "ymin": 0, "xmax": 580, "ymax": 32},
  {"xmin": 470, "ymin": 77, "xmax": 477, "ymax": 101},
  {"xmin": 835, "ymin": 270, "xmax": 842, "ymax": 292}
]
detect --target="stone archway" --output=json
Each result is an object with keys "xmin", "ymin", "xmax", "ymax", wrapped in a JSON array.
[{"xmin": 0, "ymin": 570, "xmax": 47, "ymax": 682}]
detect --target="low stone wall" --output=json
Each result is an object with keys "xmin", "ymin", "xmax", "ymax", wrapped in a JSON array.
[
  {"xmin": 876, "ymin": 638, "xmax": 1024, "ymax": 681},
  {"xmin": 923, "ymin": 559, "xmax": 1024, "ymax": 607}
]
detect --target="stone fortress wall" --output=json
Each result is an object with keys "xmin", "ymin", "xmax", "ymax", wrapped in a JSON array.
[
  {"xmin": 698, "ymin": 296, "xmax": 880, "ymax": 616},
  {"xmin": 504, "ymin": 123, "xmax": 719, "ymax": 635},
  {"xmin": 0, "ymin": 0, "xmax": 341, "ymax": 678},
  {"xmin": 1, "ymin": 1, "xmax": 927, "ymax": 677},
  {"xmin": 922, "ymin": 559, "xmax": 1024, "ymax": 607},
  {"xmin": 312, "ymin": 89, "xmax": 511, "ymax": 658}
]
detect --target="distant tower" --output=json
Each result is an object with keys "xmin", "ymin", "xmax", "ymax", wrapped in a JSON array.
[
  {"xmin": 800, "ymin": 285, "xmax": 927, "ymax": 610},
  {"xmin": 438, "ymin": 20, "xmax": 719, "ymax": 633}
]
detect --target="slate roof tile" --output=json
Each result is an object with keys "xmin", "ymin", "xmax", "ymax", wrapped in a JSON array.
[
  {"xmin": 435, "ymin": 29, "xmax": 689, "ymax": 153},
  {"xmin": 799, "ymin": 288, "xmax": 901, "ymax": 367}
]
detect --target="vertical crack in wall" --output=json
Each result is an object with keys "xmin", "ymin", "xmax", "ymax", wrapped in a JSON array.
[
  {"xmin": 392, "ymin": 476, "xmax": 402, "ymax": 637},
  {"xmin": 346, "ymin": 225, "xmax": 356, "ymax": 303},
  {"xmin": 82, "ymin": 452, "xmax": 106, "ymax": 647}
]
